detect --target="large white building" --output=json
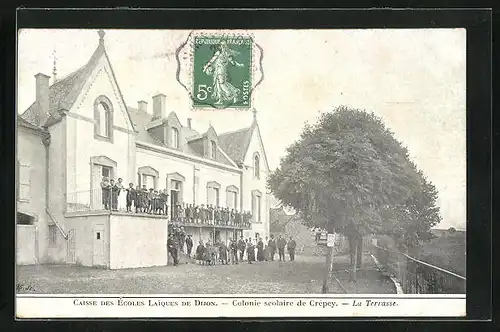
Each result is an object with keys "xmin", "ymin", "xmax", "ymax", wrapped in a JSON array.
[{"xmin": 16, "ymin": 30, "xmax": 271, "ymax": 269}]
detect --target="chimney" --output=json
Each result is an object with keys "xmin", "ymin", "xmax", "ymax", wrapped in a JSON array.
[
  {"xmin": 187, "ymin": 118, "xmax": 192, "ymax": 128},
  {"xmin": 152, "ymin": 93, "xmax": 167, "ymax": 120},
  {"xmin": 35, "ymin": 73, "xmax": 50, "ymax": 126},
  {"xmin": 138, "ymin": 100, "xmax": 148, "ymax": 113}
]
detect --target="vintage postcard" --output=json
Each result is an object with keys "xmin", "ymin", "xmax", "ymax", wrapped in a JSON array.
[{"xmin": 16, "ymin": 28, "xmax": 466, "ymax": 318}]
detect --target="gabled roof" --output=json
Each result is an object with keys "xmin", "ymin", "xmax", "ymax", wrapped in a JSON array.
[
  {"xmin": 218, "ymin": 124, "xmax": 255, "ymax": 165},
  {"xmin": 127, "ymin": 106, "xmax": 236, "ymax": 167},
  {"xmin": 17, "ymin": 115, "xmax": 50, "ymax": 136},
  {"xmin": 20, "ymin": 43, "xmax": 104, "ymax": 127},
  {"xmin": 20, "ymin": 32, "xmax": 135, "ymax": 131}
]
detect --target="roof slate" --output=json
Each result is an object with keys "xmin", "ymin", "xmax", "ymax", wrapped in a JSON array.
[
  {"xmin": 218, "ymin": 124, "xmax": 255, "ymax": 165},
  {"xmin": 20, "ymin": 43, "xmax": 105, "ymax": 126},
  {"xmin": 127, "ymin": 107, "xmax": 236, "ymax": 167}
]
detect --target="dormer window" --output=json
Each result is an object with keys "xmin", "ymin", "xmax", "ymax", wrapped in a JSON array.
[
  {"xmin": 211, "ymin": 140, "xmax": 217, "ymax": 160},
  {"xmin": 94, "ymin": 95, "xmax": 114, "ymax": 142},
  {"xmin": 253, "ymin": 153, "xmax": 260, "ymax": 179},
  {"xmin": 172, "ymin": 127, "xmax": 179, "ymax": 149}
]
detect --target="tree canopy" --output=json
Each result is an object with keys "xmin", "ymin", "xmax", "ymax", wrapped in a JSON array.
[{"xmin": 267, "ymin": 106, "xmax": 441, "ymax": 248}]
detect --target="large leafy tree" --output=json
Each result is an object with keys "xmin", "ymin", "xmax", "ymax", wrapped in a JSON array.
[{"xmin": 267, "ymin": 106, "xmax": 441, "ymax": 281}]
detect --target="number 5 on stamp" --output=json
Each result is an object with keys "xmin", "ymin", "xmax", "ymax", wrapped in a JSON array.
[{"xmin": 193, "ymin": 35, "xmax": 252, "ymax": 109}]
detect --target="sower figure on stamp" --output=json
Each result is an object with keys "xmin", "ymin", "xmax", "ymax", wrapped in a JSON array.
[
  {"xmin": 277, "ymin": 235, "xmax": 287, "ymax": 262},
  {"xmin": 203, "ymin": 40, "xmax": 244, "ymax": 106},
  {"xmin": 167, "ymin": 233, "xmax": 179, "ymax": 266},
  {"xmin": 287, "ymin": 236, "xmax": 297, "ymax": 262}
]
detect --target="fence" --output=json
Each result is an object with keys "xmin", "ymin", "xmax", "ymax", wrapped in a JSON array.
[{"xmin": 370, "ymin": 243, "xmax": 466, "ymax": 294}]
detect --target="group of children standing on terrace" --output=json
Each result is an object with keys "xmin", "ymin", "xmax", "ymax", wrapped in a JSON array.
[{"xmin": 99, "ymin": 176, "xmax": 253, "ymax": 228}]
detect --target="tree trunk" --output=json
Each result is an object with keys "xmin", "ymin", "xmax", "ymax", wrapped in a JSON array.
[
  {"xmin": 348, "ymin": 235, "xmax": 355, "ymax": 265},
  {"xmin": 356, "ymin": 236, "xmax": 363, "ymax": 269},
  {"xmin": 352, "ymin": 238, "xmax": 358, "ymax": 282}
]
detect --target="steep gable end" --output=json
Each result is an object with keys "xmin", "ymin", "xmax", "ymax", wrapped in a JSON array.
[
  {"xmin": 20, "ymin": 30, "xmax": 136, "ymax": 132},
  {"xmin": 218, "ymin": 126, "xmax": 253, "ymax": 165}
]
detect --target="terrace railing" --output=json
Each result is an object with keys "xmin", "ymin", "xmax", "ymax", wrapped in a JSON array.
[
  {"xmin": 66, "ymin": 189, "xmax": 252, "ymax": 230},
  {"xmin": 370, "ymin": 244, "xmax": 466, "ymax": 294}
]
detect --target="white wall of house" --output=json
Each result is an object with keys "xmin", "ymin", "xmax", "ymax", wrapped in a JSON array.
[
  {"xmin": 16, "ymin": 225, "xmax": 37, "ymax": 265},
  {"xmin": 17, "ymin": 126, "xmax": 47, "ymax": 264},
  {"xmin": 65, "ymin": 213, "xmax": 111, "ymax": 267},
  {"xmin": 136, "ymin": 146, "xmax": 241, "ymax": 207},
  {"xmin": 241, "ymin": 127, "xmax": 270, "ymax": 240},
  {"xmin": 109, "ymin": 214, "xmax": 167, "ymax": 269},
  {"xmin": 67, "ymin": 56, "xmax": 136, "ymax": 198}
]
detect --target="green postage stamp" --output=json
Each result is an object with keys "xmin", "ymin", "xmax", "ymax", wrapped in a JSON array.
[{"xmin": 192, "ymin": 35, "xmax": 253, "ymax": 109}]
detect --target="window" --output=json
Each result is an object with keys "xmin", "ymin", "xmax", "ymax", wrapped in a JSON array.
[
  {"xmin": 137, "ymin": 166, "xmax": 159, "ymax": 190},
  {"xmin": 214, "ymin": 188, "xmax": 220, "ymax": 207},
  {"xmin": 94, "ymin": 96, "xmax": 114, "ymax": 141},
  {"xmin": 172, "ymin": 127, "xmax": 179, "ymax": 149},
  {"xmin": 17, "ymin": 212, "xmax": 34, "ymax": 225},
  {"xmin": 97, "ymin": 102, "xmax": 111, "ymax": 137},
  {"xmin": 19, "ymin": 164, "xmax": 31, "ymax": 202},
  {"xmin": 211, "ymin": 140, "xmax": 217, "ymax": 159},
  {"xmin": 142, "ymin": 174, "xmax": 155, "ymax": 190},
  {"xmin": 173, "ymin": 180, "xmax": 181, "ymax": 191},
  {"xmin": 49, "ymin": 225, "xmax": 57, "ymax": 247},
  {"xmin": 206, "ymin": 181, "xmax": 221, "ymax": 207},
  {"xmin": 254, "ymin": 154, "xmax": 260, "ymax": 179},
  {"xmin": 251, "ymin": 190, "xmax": 262, "ymax": 223},
  {"xmin": 101, "ymin": 166, "xmax": 111, "ymax": 178},
  {"xmin": 226, "ymin": 185, "xmax": 239, "ymax": 210}
]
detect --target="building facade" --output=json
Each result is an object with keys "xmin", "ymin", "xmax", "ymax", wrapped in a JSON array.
[{"xmin": 16, "ymin": 30, "xmax": 271, "ymax": 268}]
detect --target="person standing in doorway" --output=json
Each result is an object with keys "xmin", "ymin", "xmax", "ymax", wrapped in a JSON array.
[
  {"xmin": 167, "ymin": 233, "xmax": 179, "ymax": 266},
  {"xmin": 100, "ymin": 176, "xmax": 111, "ymax": 210},
  {"xmin": 287, "ymin": 236, "xmax": 297, "ymax": 262},
  {"xmin": 277, "ymin": 235, "xmax": 287, "ymax": 262}
]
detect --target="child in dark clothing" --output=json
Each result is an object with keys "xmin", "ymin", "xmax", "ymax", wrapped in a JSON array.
[{"xmin": 126, "ymin": 182, "xmax": 135, "ymax": 212}]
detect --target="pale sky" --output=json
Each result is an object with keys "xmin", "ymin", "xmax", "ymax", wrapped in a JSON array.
[{"xmin": 17, "ymin": 29, "xmax": 466, "ymax": 230}]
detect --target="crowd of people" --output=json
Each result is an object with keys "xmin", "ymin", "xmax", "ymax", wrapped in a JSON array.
[
  {"xmin": 99, "ymin": 176, "xmax": 252, "ymax": 228},
  {"xmin": 167, "ymin": 224, "xmax": 297, "ymax": 266}
]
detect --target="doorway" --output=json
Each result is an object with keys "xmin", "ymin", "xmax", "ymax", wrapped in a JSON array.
[
  {"xmin": 170, "ymin": 190, "xmax": 179, "ymax": 220},
  {"xmin": 92, "ymin": 225, "xmax": 105, "ymax": 267}
]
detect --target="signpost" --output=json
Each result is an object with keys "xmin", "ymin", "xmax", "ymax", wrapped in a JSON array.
[
  {"xmin": 327, "ymin": 233, "xmax": 335, "ymax": 247},
  {"xmin": 317, "ymin": 232, "xmax": 328, "ymax": 246}
]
